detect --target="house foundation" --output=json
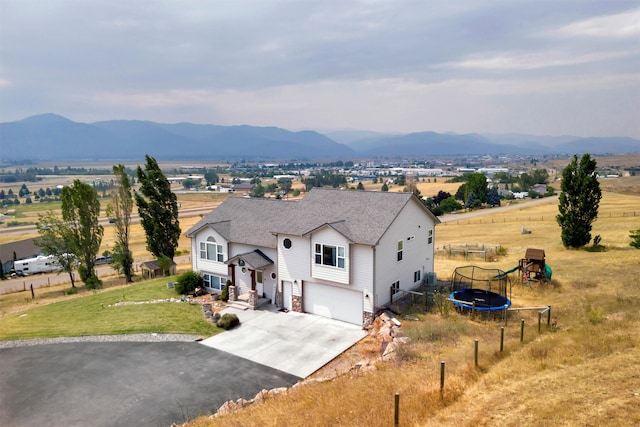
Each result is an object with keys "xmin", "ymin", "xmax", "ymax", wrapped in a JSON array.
[{"xmin": 362, "ymin": 311, "xmax": 374, "ymax": 329}]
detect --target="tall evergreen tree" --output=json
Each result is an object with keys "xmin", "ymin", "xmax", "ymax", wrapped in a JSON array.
[
  {"xmin": 107, "ymin": 164, "xmax": 134, "ymax": 282},
  {"xmin": 556, "ymin": 153, "xmax": 602, "ymax": 248},
  {"xmin": 135, "ymin": 155, "xmax": 181, "ymax": 261}
]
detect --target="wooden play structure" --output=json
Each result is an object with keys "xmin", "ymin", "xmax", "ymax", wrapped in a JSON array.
[{"xmin": 518, "ymin": 248, "xmax": 551, "ymax": 283}]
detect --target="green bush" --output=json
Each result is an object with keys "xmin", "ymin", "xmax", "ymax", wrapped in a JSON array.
[
  {"xmin": 217, "ymin": 313, "xmax": 240, "ymax": 330},
  {"xmin": 65, "ymin": 287, "xmax": 78, "ymax": 295},
  {"xmin": 175, "ymin": 271, "xmax": 203, "ymax": 295},
  {"xmin": 220, "ymin": 280, "xmax": 231, "ymax": 302}
]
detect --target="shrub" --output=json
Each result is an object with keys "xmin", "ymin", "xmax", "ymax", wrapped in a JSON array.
[
  {"xmin": 175, "ymin": 271, "xmax": 203, "ymax": 295},
  {"xmin": 85, "ymin": 275, "xmax": 102, "ymax": 290},
  {"xmin": 217, "ymin": 313, "xmax": 240, "ymax": 330},
  {"xmin": 220, "ymin": 280, "xmax": 231, "ymax": 302},
  {"xmin": 65, "ymin": 287, "xmax": 78, "ymax": 295}
]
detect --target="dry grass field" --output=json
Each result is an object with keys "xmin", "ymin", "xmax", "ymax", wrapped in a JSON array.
[{"xmin": 185, "ymin": 180, "xmax": 640, "ymax": 427}]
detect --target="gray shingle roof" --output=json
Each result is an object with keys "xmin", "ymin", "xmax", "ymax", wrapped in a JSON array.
[{"xmin": 185, "ymin": 188, "xmax": 438, "ymax": 247}]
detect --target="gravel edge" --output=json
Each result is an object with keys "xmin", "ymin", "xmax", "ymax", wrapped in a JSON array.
[{"xmin": 0, "ymin": 333, "xmax": 203, "ymax": 349}]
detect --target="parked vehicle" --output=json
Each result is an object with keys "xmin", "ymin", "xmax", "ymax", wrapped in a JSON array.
[
  {"xmin": 94, "ymin": 255, "xmax": 113, "ymax": 265},
  {"xmin": 12, "ymin": 255, "xmax": 62, "ymax": 276}
]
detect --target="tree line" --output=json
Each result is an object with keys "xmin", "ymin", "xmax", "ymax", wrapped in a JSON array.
[{"xmin": 35, "ymin": 155, "xmax": 181, "ymax": 289}]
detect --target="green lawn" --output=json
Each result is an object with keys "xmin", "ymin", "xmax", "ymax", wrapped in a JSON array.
[{"xmin": 0, "ymin": 277, "xmax": 220, "ymax": 340}]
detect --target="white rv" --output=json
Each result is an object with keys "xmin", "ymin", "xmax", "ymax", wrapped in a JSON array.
[{"xmin": 13, "ymin": 255, "xmax": 62, "ymax": 276}]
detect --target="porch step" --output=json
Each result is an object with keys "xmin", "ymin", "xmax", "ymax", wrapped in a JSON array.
[
  {"xmin": 227, "ymin": 301, "xmax": 250, "ymax": 310},
  {"xmin": 226, "ymin": 297, "xmax": 272, "ymax": 311}
]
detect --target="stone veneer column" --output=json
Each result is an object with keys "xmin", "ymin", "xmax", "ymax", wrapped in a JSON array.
[
  {"xmin": 228, "ymin": 285, "xmax": 237, "ymax": 302},
  {"xmin": 248, "ymin": 289, "xmax": 258, "ymax": 309},
  {"xmin": 362, "ymin": 311, "xmax": 374, "ymax": 329},
  {"xmin": 276, "ymin": 285, "xmax": 283, "ymax": 307},
  {"xmin": 291, "ymin": 295, "xmax": 303, "ymax": 313}
]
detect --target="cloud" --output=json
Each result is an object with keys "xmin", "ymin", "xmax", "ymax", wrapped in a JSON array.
[
  {"xmin": 555, "ymin": 7, "xmax": 640, "ymax": 38},
  {"xmin": 435, "ymin": 50, "xmax": 635, "ymax": 71}
]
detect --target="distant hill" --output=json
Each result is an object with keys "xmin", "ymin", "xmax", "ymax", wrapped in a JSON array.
[
  {"xmin": 1, "ymin": 114, "xmax": 638, "ymax": 162},
  {"xmin": 0, "ymin": 114, "xmax": 355, "ymax": 162}
]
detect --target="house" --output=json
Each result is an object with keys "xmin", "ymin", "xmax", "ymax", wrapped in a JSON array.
[
  {"xmin": 139, "ymin": 259, "xmax": 177, "ymax": 279},
  {"xmin": 185, "ymin": 188, "xmax": 440, "ymax": 327}
]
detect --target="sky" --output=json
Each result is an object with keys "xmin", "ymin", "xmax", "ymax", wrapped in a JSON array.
[{"xmin": 1, "ymin": 0, "xmax": 639, "ymax": 138}]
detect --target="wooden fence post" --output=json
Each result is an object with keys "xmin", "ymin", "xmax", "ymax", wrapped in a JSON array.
[
  {"xmin": 440, "ymin": 361, "xmax": 445, "ymax": 398},
  {"xmin": 474, "ymin": 339, "xmax": 479, "ymax": 367},
  {"xmin": 520, "ymin": 319, "xmax": 525, "ymax": 343},
  {"xmin": 394, "ymin": 392, "xmax": 400, "ymax": 425},
  {"xmin": 500, "ymin": 326, "xmax": 504, "ymax": 352}
]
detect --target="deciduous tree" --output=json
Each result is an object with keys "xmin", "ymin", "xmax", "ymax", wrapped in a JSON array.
[
  {"xmin": 36, "ymin": 211, "xmax": 78, "ymax": 288},
  {"xmin": 107, "ymin": 164, "xmax": 134, "ymax": 282},
  {"xmin": 61, "ymin": 180, "xmax": 103, "ymax": 288}
]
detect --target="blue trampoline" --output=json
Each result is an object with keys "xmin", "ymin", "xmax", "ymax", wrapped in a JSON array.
[{"xmin": 449, "ymin": 288, "xmax": 511, "ymax": 312}]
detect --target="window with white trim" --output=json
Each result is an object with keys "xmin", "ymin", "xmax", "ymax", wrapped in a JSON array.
[
  {"xmin": 256, "ymin": 271, "xmax": 263, "ymax": 284},
  {"xmin": 391, "ymin": 281, "xmax": 400, "ymax": 295},
  {"xmin": 428, "ymin": 229, "xmax": 433, "ymax": 245},
  {"xmin": 203, "ymin": 274, "xmax": 226, "ymax": 290},
  {"xmin": 199, "ymin": 236, "xmax": 224, "ymax": 262},
  {"xmin": 314, "ymin": 243, "xmax": 345, "ymax": 268},
  {"xmin": 397, "ymin": 240, "xmax": 403, "ymax": 261},
  {"xmin": 414, "ymin": 270, "xmax": 421, "ymax": 283}
]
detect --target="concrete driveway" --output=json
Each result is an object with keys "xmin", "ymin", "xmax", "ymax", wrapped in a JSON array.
[
  {"xmin": 0, "ymin": 340, "xmax": 298, "ymax": 427},
  {"xmin": 200, "ymin": 306, "xmax": 367, "ymax": 378}
]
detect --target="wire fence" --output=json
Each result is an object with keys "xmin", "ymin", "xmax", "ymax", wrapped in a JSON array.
[{"xmin": 438, "ymin": 211, "xmax": 639, "ymax": 226}]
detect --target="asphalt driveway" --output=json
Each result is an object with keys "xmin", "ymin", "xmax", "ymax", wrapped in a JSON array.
[
  {"xmin": 200, "ymin": 306, "xmax": 367, "ymax": 378},
  {"xmin": 0, "ymin": 341, "xmax": 298, "ymax": 427}
]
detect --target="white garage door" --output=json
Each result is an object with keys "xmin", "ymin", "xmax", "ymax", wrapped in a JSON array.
[{"xmin": 303, "ymin": 282, "xmax": 362, "ymax": 325}]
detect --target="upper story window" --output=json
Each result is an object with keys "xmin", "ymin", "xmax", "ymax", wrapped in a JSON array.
[
  {"xmin": 397, "ymin": 240, "xmax": 403, "ymax": 261},
  {"xmin": 200, "ymin": 236, "xmax": 223, "ymax": 262},
  {"xmin": 428, "ymin": 229, "xmax": 433, "ymax": 245},
  {"xmin": 314, "ymin": 243, "xmax": 345, "ymax": 268}
]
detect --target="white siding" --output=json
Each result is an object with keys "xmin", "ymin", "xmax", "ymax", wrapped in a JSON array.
[
  {"xmin": 192, "ymin": 228, "xmax": 228, "ymax": 276},
  {"xmin": 351, "ymin": 244, "xmax": 374, "ymax": 314},
  {"xmin": 277, "ymin": 235, "xmax": 310, "ymax": 284},
  {"xmin": 374, "ymin": 199, "xmax": 436, "ymax": 308},
  {"xmin": 309, "ymin": 227, "xmax": 350, "ymax": 285}
]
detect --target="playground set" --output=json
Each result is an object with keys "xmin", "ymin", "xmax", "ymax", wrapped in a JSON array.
[{"xmin": 448, "ymin": 248, "xmax": 552, "ymax": 315}]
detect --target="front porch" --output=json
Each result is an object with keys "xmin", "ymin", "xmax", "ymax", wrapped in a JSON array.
[{"xmin": 226, "ymin": 290, "xmax": 272, "ymax": 311}]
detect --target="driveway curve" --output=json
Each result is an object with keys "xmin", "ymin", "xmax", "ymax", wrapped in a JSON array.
[{"xmin": 0, "ymin": 338, "xmax": 299, "ymax": 427}]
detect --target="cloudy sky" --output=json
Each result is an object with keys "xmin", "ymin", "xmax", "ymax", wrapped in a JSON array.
[{"xmin": 1, "ymin": 1, "xmax": 639, "ymax": 138}]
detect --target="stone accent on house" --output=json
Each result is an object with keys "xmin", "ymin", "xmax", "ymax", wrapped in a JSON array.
[
  {"xmin": 248, "ymin": 290, "xmax": 258, "ymax": 309},
  {"xmin": 362, "ymin": 311, "xmax": 374, "ymax": 329},
  {"xmin": 228, "ymin": 285, "xmax": 237, "ymax": 302},
  {"xmin": 292, "ymin": 294, "xmax": 302, "ymax": 313},
  {"xmin": 275, "ymin": 287, "xmax": 283, "ymax": 308}
]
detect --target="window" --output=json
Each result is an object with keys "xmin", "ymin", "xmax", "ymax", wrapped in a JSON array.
[
  {"xmin": 428, "ymin": 229, "xmax": 433, "ymax": 245},
  {"xmin": 314, "ymin": 243, "xmax": 345, "ymax": 268},
  {"xmin": 391, "ymin": 281, "xmax": 400, "ymax": 295},
  {"xmin": 200, "ymin": 237, "xmax": 224, "ymax": 262},
  {"xmin": 397, "ymin": 240, "xmax": 403, "ymax": 261},
  {"xmin": 256, "ymin": 271, "xmax": 263, "ymax": 284},
  {"xmin": 283, "ymin": 238, "xmax": 292, "ymax": 249},
  {"xmin": 414, "ymin": 270, "xmax": 421, "ymax": 283},
  {"xmin": 203, "ymin": 274, "xmax": 226, "ymax": 290}
]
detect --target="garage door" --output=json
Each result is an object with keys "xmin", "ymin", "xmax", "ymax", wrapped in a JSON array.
[{"xmin": 303, "ymin": 282, "xmax": 362, "ymax": 325}]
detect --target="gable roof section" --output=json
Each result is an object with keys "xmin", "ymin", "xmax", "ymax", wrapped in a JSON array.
[
  {"xmin": 185, "ymin": 197, "xmax": 297, "ymax": 248},
  {"xmin": 226, "ymin": 249, "xmax": 274, "ymax": 269},
  {"xmin": 185, "ymin": 188, "xmax": 439, "ymax": 247},
  {"xmin": 277, "ymin": 188, "xmax": 438, "ymax": 245}
]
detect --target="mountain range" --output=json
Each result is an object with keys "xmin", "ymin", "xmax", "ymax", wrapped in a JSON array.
[{"xmin": 1, "ymin": 114, "xmax": 638, "ymax": 162}]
